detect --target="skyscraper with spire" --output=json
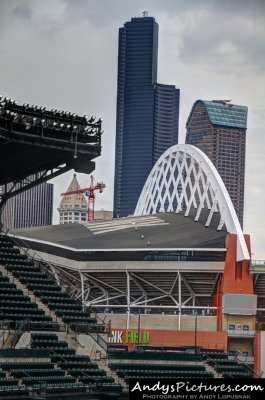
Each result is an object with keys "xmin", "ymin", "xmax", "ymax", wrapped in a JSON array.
[{"xmin": 114, "ymin": 14, "xmax": 180, "ymax": 217}]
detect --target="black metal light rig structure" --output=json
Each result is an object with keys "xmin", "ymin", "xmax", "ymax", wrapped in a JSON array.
[{"xmin": 0, "ymin": 95, "xmax": 103, "ymax": 225}]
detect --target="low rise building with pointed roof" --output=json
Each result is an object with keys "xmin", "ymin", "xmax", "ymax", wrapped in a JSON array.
[{"xmin": 57, "ymin": 174, "xmax": 88, "ymax": 224}]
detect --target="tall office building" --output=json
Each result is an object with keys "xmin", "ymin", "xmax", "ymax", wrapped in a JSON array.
[
  {"xmin": 153, "ymin": 83, "xmax": 179, "ymax": 163},
  {"xmin": 114, "ymin": 14, "xmax": 180, "ymax": 217},
  {"xmin": 1, "ymin": 174, "xmax": 53, "ymax": 230},
  {"xmin": 185, "ymin": 100, "xmax": 247, "ymax": 227}
]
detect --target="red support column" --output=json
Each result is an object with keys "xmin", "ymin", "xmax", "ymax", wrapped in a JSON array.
[{"xmin": 214, "ymin": 233, "xmax": 254, "ymax": 331}]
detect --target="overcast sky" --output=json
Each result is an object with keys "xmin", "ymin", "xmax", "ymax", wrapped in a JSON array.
[{"xmin": 0, "ymin": 0, "xmax": 264, "ymax": 258}]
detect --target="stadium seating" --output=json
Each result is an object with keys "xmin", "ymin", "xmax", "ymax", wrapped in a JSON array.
[
  {"xmin": 0, "ymin": 362, "xmax": 54, "ymax": 371},
  {"xmin": 30, "ymin": 331, "xmax": 119, "ymax": 389},
  {"xmin": 0, "ymin": 385, "xmax": 29, "ymax": 397},
  {"xmin": 0, "ymin": 378, "xmax": 19, "ymax": 387},
  {"xmin": 107, "ymin": 345, "xmax": 213, "ymax": 382},
  {"xmin": 0, "ymin": 236, "xmax": 105, "ymax": 331},
  {"xmin": 108, "ymin": 348, "xmax": 202, "ymax": 361},
  {"xmin": 0, "ymin": 272, "xmax": 57, "ymax": 329},
  {"xmin": 0, "ymin": 234, "xmax": 125, "ymax": 397},
  {"xmin": 38, "ymin": 383, "xmax": 86, "ymax": 394},
  {"xmin": 108, "ymin": 344, "xmax": 254, "ymax": 381},
  {"xmin": 205, "ymin": 354, "xmax": 253, "ymax": 378},
  {"xmin": 110, "ymin": 362, "xmax": 213, "ymax": 381}
]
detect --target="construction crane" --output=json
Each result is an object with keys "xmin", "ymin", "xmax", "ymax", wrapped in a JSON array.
[{"xmin": 61, "ymin": 175, "xmax": 106, "ymax": 222}]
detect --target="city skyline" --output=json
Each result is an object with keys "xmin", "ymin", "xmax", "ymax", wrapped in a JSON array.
[{"xmin": 0, "ymin": 0, "xmax": 264, "ymax": 258}]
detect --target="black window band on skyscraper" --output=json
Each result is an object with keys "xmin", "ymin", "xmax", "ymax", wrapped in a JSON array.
[{"xmin": 114, "ymin": 15, "xmax": 180, "ymax": 218}]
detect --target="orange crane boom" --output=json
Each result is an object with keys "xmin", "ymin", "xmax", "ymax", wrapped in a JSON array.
[{"xmin": 61, "ymin": 175, "xmax": 106, "ymax": 222}]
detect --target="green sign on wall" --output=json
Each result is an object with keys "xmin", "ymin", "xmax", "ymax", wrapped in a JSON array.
[{"xmin": 108, "ymin": 329, "xmax": 150, "ymax": 344}]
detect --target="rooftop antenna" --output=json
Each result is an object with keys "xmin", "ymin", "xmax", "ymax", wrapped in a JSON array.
[{"xmin": 142, "ymin": 10, "xmax": 148, "ymax": 17}]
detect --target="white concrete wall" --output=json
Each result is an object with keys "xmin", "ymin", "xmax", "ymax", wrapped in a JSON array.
[
  {"xmin": 21, "ymin": 249, "xmax": 225, "ymax": 273},
  {"xmin": 100, "ymin": 313, "xmax": 217, "ymax": 332},
  {"xmin": 15, "ymin": 332, "xmax": 31, "ymax": 349},
  {"xmin": 74, "ymin": 334, "xmax": 108, "ymax": 359}
]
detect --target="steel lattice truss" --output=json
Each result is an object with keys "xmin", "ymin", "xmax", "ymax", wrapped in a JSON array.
[
  {"xmin": 33, "ymin": 259, "xmax": 222, "ymax": 315},
  {"xmin": 135, "ymin": 144, "xmax": 249, "ymax": 261}
]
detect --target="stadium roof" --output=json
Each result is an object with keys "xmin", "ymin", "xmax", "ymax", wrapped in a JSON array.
[
  {"xmin": 10, "ymin": 212, "xmax": 228, "ymax": 309},
  {"xmin": 12, "ymin": 212, "xmax": 227, "ymax": 253}
]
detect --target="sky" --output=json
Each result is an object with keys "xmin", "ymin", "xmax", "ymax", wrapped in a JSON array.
[{"xmin": 0, "ymin": 0, "xmax": 264, "ymax": 258}]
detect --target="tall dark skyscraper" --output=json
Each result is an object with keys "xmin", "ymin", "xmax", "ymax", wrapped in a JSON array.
[
  {"xmin": 114, "ymin": 14, "xmax": 180, "ymax": 217},
  {"xmin": 185, "ymin": 100, "xmax": 247, "ymax": 227},
  {"xmin": 1, "ymin": 174, "xmax": 53, "ymax": 230}
]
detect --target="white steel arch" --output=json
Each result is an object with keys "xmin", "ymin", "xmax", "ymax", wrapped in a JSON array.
[{"xmin": 134, "ymin": 144, "xmax": 249, "ymax": 261}]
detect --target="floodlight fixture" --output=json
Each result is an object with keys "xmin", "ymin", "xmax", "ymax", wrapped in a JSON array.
[{"xmin": 10, "ymin": 112, "xmax": 18, "ymax": 120}]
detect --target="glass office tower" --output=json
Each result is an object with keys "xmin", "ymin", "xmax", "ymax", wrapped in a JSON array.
[{"xmin": 114, "ymin": 15, "xmax": 179, "ymax": 217}]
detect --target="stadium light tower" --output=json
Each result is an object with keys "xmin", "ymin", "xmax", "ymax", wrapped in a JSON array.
[
  {"xmin": 0, "ymin": 95, "xmax": 103, "ymax": 227},
  {"xmin": 61, "ymin": 175, "xmax": 106, "ymax": 222}
]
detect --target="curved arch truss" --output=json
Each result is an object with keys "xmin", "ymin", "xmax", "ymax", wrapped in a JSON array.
[{"xmin": 135, "ymin": 144, "xmax": 249, "ymax": 261}]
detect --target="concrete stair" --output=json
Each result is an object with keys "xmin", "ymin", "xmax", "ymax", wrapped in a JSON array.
[
  {"xmin": 96, "ymin": 356, "xmax": 128, "ymax": 389},
  {"xmin": 203, "ymin": 360, "xmax": 223, "ymax": 378}
]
